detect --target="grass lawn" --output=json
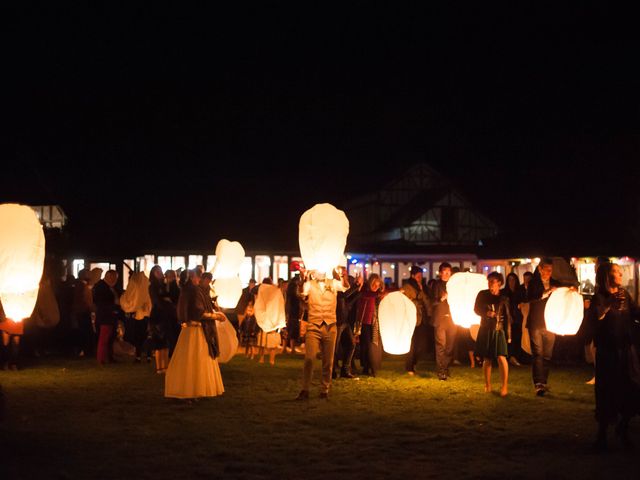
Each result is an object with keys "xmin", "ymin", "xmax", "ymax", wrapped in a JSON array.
[{"xmin": 1, "ymin": 353, "xmax": 637, "ymax": 480}]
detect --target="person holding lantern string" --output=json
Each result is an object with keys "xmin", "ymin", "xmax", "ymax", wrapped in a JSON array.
[
  {"xmin": 474, "ymin": 272, "xmax": 512, "ymax": 397},
  {"xmin": 403, "ymin": 265, "xmax": 432, "ymax": 375},
  {"xmin": 295, "ymin": 266, "xmax": 349, "ymax": 400},
  {"xmin": 591, "ymin": 262, "xmax": 640, "ymax": 452},
  {"xmin": 526, "ymin": 258, "xmax": 561, "ymax": 396}
]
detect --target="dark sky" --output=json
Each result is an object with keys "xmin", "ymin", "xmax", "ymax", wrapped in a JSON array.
[{"xmin": 3, "ymin": 5, "xmax": 640, "ymax": 256}]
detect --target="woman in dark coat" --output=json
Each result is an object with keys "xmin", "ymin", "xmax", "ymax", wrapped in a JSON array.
[
  {"xmin": 501, "ymin": 272, "xmax": 523, "ymax": 366},
  {"xmin": 149, "ymin": 265, "xmax": 177, "ymax": 373},
  {"xmin": 355, "ymin": 274, "xmax": 384, "ymax": 376},
  {"xmin": 592, "ymin": 262, "xmax": 640, "ymax": 451},
  {"xmin": 474, "ymin": 271, "xmax": 511, "ymax": 397}
]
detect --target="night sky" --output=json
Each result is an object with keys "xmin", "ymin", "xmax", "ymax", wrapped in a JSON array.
[{"xmin": 4, "ymin": 5, "xmax": 640, "ymax": 257}]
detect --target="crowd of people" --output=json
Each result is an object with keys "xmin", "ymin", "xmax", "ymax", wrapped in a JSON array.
[{"xmin": 1, "ymin": 256, "xmax": 639, "ymax": 450}]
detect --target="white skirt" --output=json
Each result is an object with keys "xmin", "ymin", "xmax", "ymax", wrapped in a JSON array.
[{"xmin": 165, "ymin": 325, "xmax": 224, "ymax": 399}]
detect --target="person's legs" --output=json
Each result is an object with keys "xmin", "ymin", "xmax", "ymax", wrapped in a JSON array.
[
  {"xmin": 96, "ymin": 325, "xmax": 113, "ymax": 365},
  {"xmin": 498, "ymin": 355, "xmax": 509, "ymax": 396},
  {"xmin": 541, "ymin": 329, "xmax": 556, "ymax": 387},
  {"xmin": 529, "ymin": 328, "xmax": 545, "ymax": 391},
  {"xmin": 301, "ymin": 324, "xmax": 321, "ymax": 393},
  {"xmin": 320, "ymin": 323, "xmax": 338, "ymax": 394},
  {"xmin": 360, "ymin": 325, "xmax": 372, "ymax": 374},
  {"xmin": 1, "ymin": 332, "xmax": 9, "ymax": 369},
  {"xmin": 443, "ymin": 322, "xmax": 457, "ymax": 376},
  {"xmin": 434, "ymin": 325, "xmax": 446, "ymax": 377},
  {"xmin": 9, "ymin": 335, "xmax": 20, "ymax": 370},
  {"xmin": 405, "ymin": 325, "xmax": 420, "ymax": 373},
  {"xmin": 341, "ymin": 326, "xmax": 357, "ymax": 377},
  {"xmin": 483, "ymin": 357, "xmax": 492, "ymax": 392}
]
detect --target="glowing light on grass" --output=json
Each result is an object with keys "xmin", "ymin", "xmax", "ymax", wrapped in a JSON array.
[
  {"xmin": 254, "ymin": 283, "xmax": 286, "ymax": 332},
  {"xmin": 544, "ymin": 287, "xmax": 583, "ymax": 335},
  {"xmin": 378, "ymin": 291, "xmax": 416, "ymax": 354},
  {"xmin": 299, "ymin": 203, "xmax": 349, "ymax": 276},
  {"xmin": 211, "ymin": 239, "xmax": 245, "ymax": 309},
  {"xmin": 447, "ymin": 272, "xmax": 487, "ymax": 329},
  {"xmin": 0, "ymin": 204, "xmax": 45, "ymax": 322}
]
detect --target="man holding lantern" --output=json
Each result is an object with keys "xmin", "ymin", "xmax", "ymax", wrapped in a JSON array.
[
  {"xmin": 526, "ymin": 258, "xmax": 561, "ymax": 396},
  {"xmin": 295, "ymin": 267, "xmax": 349, "ymax": 400}
]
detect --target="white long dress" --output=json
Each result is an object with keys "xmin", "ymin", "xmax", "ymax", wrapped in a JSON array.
[{"xmin": 164, "ymin": 323, "xmax": 224, "ymax": 399}]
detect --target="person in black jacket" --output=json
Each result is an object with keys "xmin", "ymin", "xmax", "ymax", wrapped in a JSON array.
[
  {"xmin": 591, "ymin": 262, "xmax": 640, "ymax": 451},
  {"xmin": 526, "ymin": 258, "xmax": 561, "ymax": 396},
  {"xmin": 403, "ymin": 266, "xmax": 432, "ymax": 375},
  {"xmin": 430, "ymin": 262, "xmax": 456, "ymax": 380},
  {"xmin": 333, "ymin": 272, "xmax": 363, "ymax": 379},
  {"xmin": 93, "ymin": 270, "xmax": 122, "ymax": 365}
]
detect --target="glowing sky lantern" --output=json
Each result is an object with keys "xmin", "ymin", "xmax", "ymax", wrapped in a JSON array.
[
  {"xmin": 216, "ymin": 318, "xmax": 238, "ymax": 363},
  {"xmin": 299, "ymin": 203, "xmax": 349, "ymax": 277},
  {"xmin": 0, "ymin": 204, "xmax": 45, "ymax": 321},
  {"xmin": 447, "ymin": 272, "xmax": 487, "ymax": 329},
  {"xmin": 254, "ymin": 283, "xmax": 286, "ymax": 332},
  {"xmin": 120, "ymin": 272, "xmax": 151, "ymax": 320},
  {"xmin": 211, "ymin": 239, "xmax": 245, "ymax": 309},
  {"xmin": 378, "ymin": 291, "xmax": 417, "ymax": 354},
  {"xmin": 544, "ymin": 287, "xmax": 584, "ymax": 335}
]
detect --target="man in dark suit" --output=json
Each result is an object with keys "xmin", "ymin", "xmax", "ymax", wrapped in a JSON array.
[{"xmin": 430, "ymin": 262, "xmax": 456, "ymax": 380}]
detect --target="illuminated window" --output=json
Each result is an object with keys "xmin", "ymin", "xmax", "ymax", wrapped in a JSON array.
[
  {"xmin": 254, "ymin": 255, "xmax": 272, "ymax": 283},
  {"xmin": 239, "ymin": 257, "xmax": 253, "ymax": 287},
  {"xmin": 206, "ymin": 255, "xmax": 217, "ymax": 271},
  {"xmin": 157, "ymin": 256, "xmax": 172, "ymax": 273},
  {"xmin": 188, "ymin": 255, "xmax": 203, "ymax": 269},
  {"xmin": 171, "ymin": 256, "xmax": 186, "ymax": 272},
  {"xmin": 72, "ymin": 259, "xmax": 85, "ymax": 278},
  {"xmin": 136, "ymin": 255, "xmax": 155, "ymax": 276},
  {"xmin": 123, "ymin": 259, "xmax": 135, "ymax": 290},
  {"xmin": 274, "ymin": 255, "xmax": 289, "ymax": 281}
]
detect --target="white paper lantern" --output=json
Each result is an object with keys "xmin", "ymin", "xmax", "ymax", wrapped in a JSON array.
[
  {"xmin": 216, "ymin": 318, "xmax": 238, "ymax": 363},
  {"xmin": 299, "ymin": 203, "xmax": 349, "ymax": 276},
  {"xmin": 0, "ymin": 204, "xmax": 45, "ymax": 322},
  {"xmin": 447, "ymin": 272, "xmax": 487, "ymax": 329},
  {"xmin": 254, "ymin": 283, "xmax": 286, "ymax": 332},
  {"xmin": 211, "ymin": 239, "xmax": 245, "ymax": 309},
  {"xmin": 378, "ymin": 291, "xmax": 417, "ymax": 355},
  {"xmin": 544, "ymin": 287, "xmax": 584, "ymax": 335},
  {"xmin": 120, "ymin": 272, "xmax": 151, "ymax": 320}
]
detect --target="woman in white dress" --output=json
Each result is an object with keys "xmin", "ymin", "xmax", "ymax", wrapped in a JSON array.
[{"xmin": 165, "ymin": 269, "xmax": 225, "ymax": 399}]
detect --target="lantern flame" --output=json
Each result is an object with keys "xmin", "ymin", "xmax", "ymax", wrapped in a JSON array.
[{"xmin": 0, "ymin": 204, "xmax": 45, "ymax": 322}]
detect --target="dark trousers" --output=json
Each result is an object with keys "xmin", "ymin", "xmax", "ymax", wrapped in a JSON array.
[
  {"xmin": 97, "ymin": 325, "xmax": 114, "ymax": 365},
  {"xmin": 406, "ymin": 323, "xmax": 429, "ymax": 372},
  {"xmin": 359, "ymin": 324, "xmax": 382, "ymax": 375},
  {"xmin": 133, "ymin": 318, "xmax": 149, "ymax": 358},
  {"xmin": 333, "ymin": 322, "xmax": 356, "ymax": 374},
  {"xmin": 75, "ymin": 313, "xmax": 95, "ymax": 355},
  {"xmin": 509, "ymin": 322, "xmax": 523, "ymax": 360},
  {"xmin": 435, "ymin": 322, "xmax": 457, "ymax": 374},
  {"xmin": 529, "ymin": 327, "xmax": 555, "ymax": 385}
]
